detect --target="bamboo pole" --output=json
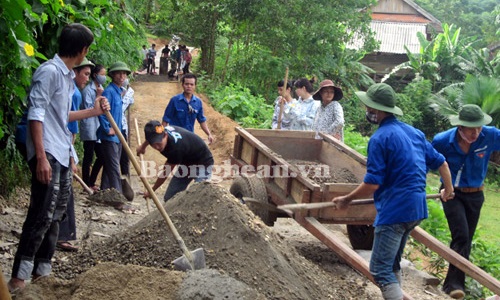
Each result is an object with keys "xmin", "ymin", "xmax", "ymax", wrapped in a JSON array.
[
  {"xmin": 276, "ymin": 67, "xmax": 289, "ymax": 129},
  {"xmin": 134, "ymin": 118, "xmax": 150, "ymax": 213}
]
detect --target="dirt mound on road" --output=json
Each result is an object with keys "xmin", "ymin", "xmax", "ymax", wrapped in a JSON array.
[{"xmin": 46, "ymin": 182, "xmax": 373, "ymax": 299}]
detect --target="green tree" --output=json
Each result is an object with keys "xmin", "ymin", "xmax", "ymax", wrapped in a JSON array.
[
  {"xmin": 0, "ymin": 0, "xmax": 146, "ymax": 196},
  {"xmin": 415, "ymin": 0, "xmax": 500, "ymax": 47}
]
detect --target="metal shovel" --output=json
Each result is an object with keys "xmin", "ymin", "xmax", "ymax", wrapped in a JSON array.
[{"xmin": 105, "ymin": 110, "xmax": 205, "ymax": 271}]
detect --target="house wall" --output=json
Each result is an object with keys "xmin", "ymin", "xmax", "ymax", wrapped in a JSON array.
[
  {"xmin": 372, "ymin": 0, "xmax": 417, "ymax": 14},
  {"xmin": 361, "ymin": 53, "xmax": 409, "ymax": 81}
]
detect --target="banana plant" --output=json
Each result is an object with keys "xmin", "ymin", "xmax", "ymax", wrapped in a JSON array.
[
  {"xmin": 382, "ymin": 24, "xmax": 477, "ymax": 91},
  {"xmin": 430, "ymin": 75, "xmax": 500, "ymax": 127}
]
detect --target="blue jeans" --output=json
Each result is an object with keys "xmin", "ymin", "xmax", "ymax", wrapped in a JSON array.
[
  {"xmin": 11, "ymin": 153, "xmax": 71, "ymax": 280},
  {"xmin": 370, "ymin": 220, "xmax": 422, "ymax": 287},
  {"xmin": 164, "ymin": 165, "xmax": 212, "ymax": 202}
]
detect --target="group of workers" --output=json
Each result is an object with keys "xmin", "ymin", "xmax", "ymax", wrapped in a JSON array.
[{"xmin": 5, "ymin": 22, "xmax": 499, "ymax": 300}]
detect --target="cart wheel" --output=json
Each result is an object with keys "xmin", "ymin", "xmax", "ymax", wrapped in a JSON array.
[
  {"xmin": 346, "ymin": 225, "xmax": 374, "ymax": 250},
  {"xmin": 229, "ymin": 175, "xmax": 277, "ymax": 226}
]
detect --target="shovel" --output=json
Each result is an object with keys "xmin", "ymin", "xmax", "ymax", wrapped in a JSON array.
[
  {"xmin": 105, "ymin": 110, "xmax": 205, "ymax": 271},
  {"xmin": 134, "ymin": 118, "xmax": 150, "ymax": 213},
  {"xmin": 278, "ymin": 193, "xmax": 442, "ymax": 211},
  {"xmin": 73, "ymin": 173, "xmax": 94, "ymax": 195}
]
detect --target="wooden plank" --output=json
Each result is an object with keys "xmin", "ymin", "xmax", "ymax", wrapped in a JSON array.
[
  {"xmin": 242, "ymin": 128, "xmax": 322, "ymax": 160},
  {"xmin": 257, "ymin": 137, "xmax": 321, "ymax": 161},
  {"xmin": 245, "ymin": 128, "xmax": 316, "ymax": 139},
  {"xmin": 250, "ymin": 145, "xmax": 258, "ymax": 166},
  {"xmin": 411, "ymin": 226, "xmax": 500, "ymax": 295},
  {"xmin": 318, "ymin": 139, "xmax": 366, "ymax": 181},
  {"xmin": 322, "ymin": 183, "xmax": 360, "ymax": 201},
  {"xmin": 319, "ymin": 133, "xmax": 367, "ymax": 165},
  {"xmin": 240, "ymin": 140, "xmax": 253, "ymax": 165},
  {"xmin": 267, "ymin": 181, "xmax": 297, "ymax": 207},
  {"xmin": 232, "ymin": 134, "xmax": 242, "ymax": 159},
  {"xmin": 290, "ymin": 179, "xmax": 312, "ymax": 204},
  {"xmin": 235, "ymin": 127, "xmax": 320, "ymax": 191},
  {"xmin": 280, "ymin": 199, "xmax": 374, "ymax": 211},
  {"xmin": 298, "ymin": 217, "xmax": 414, "ymax": 300}
]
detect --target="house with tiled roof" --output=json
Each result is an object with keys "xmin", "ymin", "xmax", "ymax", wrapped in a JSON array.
[{"xmin": 359, "ymin": 0, "xmax": 443, "ymax": 80}]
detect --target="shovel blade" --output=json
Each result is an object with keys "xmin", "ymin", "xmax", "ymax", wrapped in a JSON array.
[
  {"xmin": 121, "ymin": 178, "xmax": 134, "ymax": 202},
  {"xmin": 172, "ymin": 248, "xmax": 206, "ymax": 271}
]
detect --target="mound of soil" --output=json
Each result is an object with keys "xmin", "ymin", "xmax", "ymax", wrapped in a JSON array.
[{"xmin": 50, "ymin": 183, "xmax": 375, "ymax": 299}]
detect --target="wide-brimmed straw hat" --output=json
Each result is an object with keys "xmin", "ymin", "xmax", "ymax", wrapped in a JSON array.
[
  {"xmin": 108, "ymin": 61, "xmax": 131, "ymax": 75},
  {"xmin": 312, "ymin": 80, "xmax": 343, "ymax": 101},
  {"xmin": 355, "ymin": 83, "xmax": 403, "ymax": 116},
  {"xmin": 449, "ymin": 104, "xmax": 492, "ymax": 127}
]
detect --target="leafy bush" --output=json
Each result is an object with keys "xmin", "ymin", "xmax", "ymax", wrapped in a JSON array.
[
  {"xmin": 0, "ymin": 138, "xmax": 30, "ymax": 197},
  {"xmin": 207, "ymin": 83, "xmax": 273, "ymax": 128},
  {"xmin": 343, "ymin": 125, "xmax": 369, "ymax": 156}
]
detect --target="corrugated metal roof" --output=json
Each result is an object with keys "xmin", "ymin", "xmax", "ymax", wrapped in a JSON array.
[
  {"xmin": 371, "ymin": 21, "xmax": 426, "ymax": 54},
  {"xmin": 372, "ymin": 13, "xmax": 430, "ymax": 23}
]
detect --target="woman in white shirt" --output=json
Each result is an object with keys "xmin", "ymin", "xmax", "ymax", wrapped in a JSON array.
[{"xmin": 286, "ymin": 78, "xmax": 320, "ymax": 130}]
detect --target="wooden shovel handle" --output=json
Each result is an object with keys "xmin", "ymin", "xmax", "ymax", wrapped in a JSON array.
[
  {"xmin": 73, "ymin": 173, "xmax": 94, "ymax": 195},
  {"xmin": 105, "ymin": 110, "xmax": 196, "ymax": 269},
  {"xmin": 278, "ymin": 193, "xmax": 442, "ymax": 211},
  {"xmin": 134, "ymin": 118, "xmax": 150, "ymax": 213},
  {"xmin": 276, "ymin": 67, "xmax": 288, "ymax": 130}
]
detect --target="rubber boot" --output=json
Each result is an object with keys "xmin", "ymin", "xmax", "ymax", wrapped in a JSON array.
[{"xmin": 381, "ymin": 282, "xmax": 403, "ymax": 300}]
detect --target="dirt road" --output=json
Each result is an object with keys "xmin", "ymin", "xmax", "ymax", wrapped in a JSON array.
[{"xmin": 0, "ymin": 72, "xmax": 452, "ymax": 299}]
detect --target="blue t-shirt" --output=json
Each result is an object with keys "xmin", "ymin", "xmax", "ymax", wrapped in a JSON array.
[
  {"xmin": 162, "ymin": 93, "xmax": 207, "ymax": 132},
  {"xmin": 97, "ymin": 82, "xmax": 122, "ymax": 143},
  {"xmin": 15, "ymin": 111, "xmax": 28, "ymax": 145},
  {"xmin": 364, "ymin": 116, "xmax": 445, "ymax": 226},
  {"xmin": 67, "ymin": 82, "xmax": 81, "ymax": 134},
  {"xmin": 432, "ymin": 126, "xmax": 500, "ymax": 188}
]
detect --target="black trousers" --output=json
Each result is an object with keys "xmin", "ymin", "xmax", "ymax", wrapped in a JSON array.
[
  {"xmin": 120, "ymin": 131, "xmax": 129, "ymax": 176},
  {"xmin": 442, "ymin": 190, "xmax": 484, "ymax": 293}
]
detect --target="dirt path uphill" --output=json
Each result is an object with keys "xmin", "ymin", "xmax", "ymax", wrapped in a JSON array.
[{"xmin": 129, "ymin": 75, "xmax": 236, "ymax": 192}]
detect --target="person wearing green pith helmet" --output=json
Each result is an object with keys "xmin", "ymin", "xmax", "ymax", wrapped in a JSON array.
[
  {"xmin": 96, "ymin": 61, "xmax": 133, "ymax": 212},
  {"xmin": 432, "ymin": 104, "xmax": 500, "ymax": 299},
  {"xmin": 331, "ymin": 83, "xmax": 454, "ymax": 300}
]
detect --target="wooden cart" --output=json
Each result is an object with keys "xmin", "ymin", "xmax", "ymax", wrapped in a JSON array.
[{"xmin": 229, "ymin": 127, "xmax": 500, "ymax": 299}]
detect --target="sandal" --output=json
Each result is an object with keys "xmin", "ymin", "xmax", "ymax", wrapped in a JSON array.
[
  {"xmin": 7, "ymin": 279, "xmax": 25, "ymax": 295},
  {"xmin": 56, "ymin": 241, "xmax": 79, "ymax": 252},
  {"xmin": 114, "ymin": 203, "xmax": 138, "ymax": 214}
]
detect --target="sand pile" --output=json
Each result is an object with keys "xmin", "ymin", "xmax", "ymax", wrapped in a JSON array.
[{"xmin": 38, "ymin": 182, "xmax": 373, "ymax": 299}]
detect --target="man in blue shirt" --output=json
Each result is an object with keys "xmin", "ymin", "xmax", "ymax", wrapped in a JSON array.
[
  {"xmin": 163, "ymin": 74, "xmax": 213, "ymax": 140},
  {"xmin": 9, "ymin": 24, "xmax": 109, "ymax": 293},
  {"xmin": 332, "ymin": 83, "xmax": 454, "ymax": 300},
  {"xmin": 432, "ymin": 104, "xmax": 500, "ymax": 299},
  {"xmin": 137, "ymin": 74, "xmax": 213, "ymax": 154}
]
